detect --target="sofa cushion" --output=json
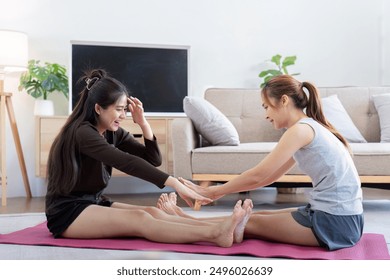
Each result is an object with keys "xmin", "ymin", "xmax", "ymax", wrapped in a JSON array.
[
  {"xmin": 321, "ymin": 95, "xmax": 367, "ymax": 143},
  {"xmin": 183, "ymin": 96, "xmax": 240, "ymax": 146},
  {"xmin": 191, "ymin": 142, "xmax": 390, "ymax": 176},
  {"xmin": 350, "ymin": 143, "xmax": 390, "ymax": 175},
  {"xmin": 372, "ymin": 93, "xmax": 390, "ymax": 143},
  {"xmin": 192, "ymin": 143, "xmax": 277, "ymax": 174}
]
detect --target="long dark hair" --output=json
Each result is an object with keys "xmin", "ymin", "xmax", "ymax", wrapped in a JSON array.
[
  {"xmin": 46, "ymin": 69, "xmax": 129, "ymax": 195},
  {"xmin": 261, "ymin": 75, "xmax": 349, "ymax": 148}
]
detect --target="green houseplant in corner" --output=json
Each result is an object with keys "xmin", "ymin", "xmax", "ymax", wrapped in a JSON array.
[
  {"xmin": 259, "ymin": 54, "xmax": 299, "ymax": 88},
  {"xmin": 18, "ymin": 59, "xmax": 69, "ymax": 115}
]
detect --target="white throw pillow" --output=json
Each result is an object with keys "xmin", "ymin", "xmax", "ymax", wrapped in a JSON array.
[
  {"xmin": 372, "ymin": 93, "xmax": 390, "ymax": 143},
  {"xmin": 321, "ymin": 95, "xmax": 367, "ymax": 143},
  {"xmin": 183, "ymin": 96, "xmax": 240, "ymax": 146}
]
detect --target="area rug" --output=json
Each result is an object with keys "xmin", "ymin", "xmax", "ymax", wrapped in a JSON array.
[{"xmin": 1, "ymin": 222, "xmax": 389, "ymax": 260}]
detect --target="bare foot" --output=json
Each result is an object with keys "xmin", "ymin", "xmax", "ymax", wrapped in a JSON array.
[
  {"xmin": 214, "ymin": 200, "xmax": 246, "ymax": 248},
  {"xmin": 157, "ymin": 193, "xmax": 177, "ymax": 216},
  {"xmin": 157, "ymin": 193, "xmax": 193, "ymax": 218},
  {"xmin": 168, "ymin": 192, "xmax": 177, "ymax": 206},
  {"xmin": 233, "ymin": 199, "xmax": 253, "ymax": 243},
  {"xmin": 168, "ymin": 192, "xmax": 194, "ymax": 218}
]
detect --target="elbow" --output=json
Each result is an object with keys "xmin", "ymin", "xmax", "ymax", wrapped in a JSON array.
[
  {"xmin": 247, "ymin": 175, "xmax": 261, "ymax": 187},
  {"xmin": 144, "ymin": 150, "xmax": 163, "ymax": 167},
  {"xmin": 150, "ymin": 155, "xmax": 162, "ymax": 167},
  {"xmin": 155, "ymin": 158, "xmax": 162, "ymax": 167}
]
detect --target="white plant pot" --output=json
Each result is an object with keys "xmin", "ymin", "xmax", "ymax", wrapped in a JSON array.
[{"xmin": 34, "ymin": 99, "xmax": 54, "ymax": 116}]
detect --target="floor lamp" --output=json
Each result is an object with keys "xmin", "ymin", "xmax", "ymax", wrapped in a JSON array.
[{"xmin": 0, "ymin": 30, "xmax": 32, "ymax": 206}]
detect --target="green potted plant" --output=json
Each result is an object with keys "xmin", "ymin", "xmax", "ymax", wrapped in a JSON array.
[
  {"xmin": 18, "ymin": 59, "xmax": 69, "ymax": 115},
  {"xmin": 258, "ymin": 54, "xmax": 300, "ymax": 87}
]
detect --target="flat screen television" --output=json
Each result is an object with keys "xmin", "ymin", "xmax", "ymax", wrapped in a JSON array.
[{"xmin": 70, "ymin": 41, "xmax": 189, "ymax": 115}]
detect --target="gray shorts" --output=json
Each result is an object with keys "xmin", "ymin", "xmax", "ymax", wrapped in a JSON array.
[{"xmin": 291, "ymin": 204, "xmax": 364, "ymax": 251}]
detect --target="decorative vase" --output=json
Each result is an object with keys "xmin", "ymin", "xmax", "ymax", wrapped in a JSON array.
[{"xmin": 34, "ymin": 100, "xmax": 54, "ymax": 116}]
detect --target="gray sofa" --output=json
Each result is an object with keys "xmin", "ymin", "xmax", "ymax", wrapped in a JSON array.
[{"xmin": 172, "ymin": 87, "xmax": 390, "ymax": 188}]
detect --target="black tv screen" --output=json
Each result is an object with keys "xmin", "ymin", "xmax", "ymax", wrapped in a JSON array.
[{"xmin": 70, "ymin": 41, "xmax": 189, "ymax": 114}]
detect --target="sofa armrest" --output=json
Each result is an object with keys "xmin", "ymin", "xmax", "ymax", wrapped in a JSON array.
[{"xmin": 172, "ymin": 117, "xmax": 200, "ymax": 179}]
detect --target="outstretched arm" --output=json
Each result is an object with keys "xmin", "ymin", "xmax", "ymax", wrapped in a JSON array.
[
  {"xmin": 179, "ymin": 157, "xmax": 295, "ymax": 200},
  {"xmin": 212, "ymin": 157, "xmax": 296, "ymax": 197},
  {"xmin": 212, "ymin": 123, "xmax": 313, "ymax": 197},
  {"xmin": 182, "ymin": 123, "xmax": 313, "ymax": 200}
]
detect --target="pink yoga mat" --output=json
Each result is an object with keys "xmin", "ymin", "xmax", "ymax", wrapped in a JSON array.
[{"xmin": 1, "ymin": 222, "xmax": 389, "ymax": 260}]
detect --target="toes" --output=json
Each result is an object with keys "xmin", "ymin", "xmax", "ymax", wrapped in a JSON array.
[
  {"xmin": 162, "ymin": 193, "xmax": 169, "ymax": 203},
  {"xmin": 168, "ymin": 192, "xmax": 177, "ymax": 204},
  {"xmin": 158, "ymin": 193, "xmax": 171, "ymax": 207},
  {"xmin": 233, "ymin": 200, "xmax": 245, "ymax": 217},
  {"xmin": 243, "ymin": 199, "xmax": 253, "ymax": 209}
]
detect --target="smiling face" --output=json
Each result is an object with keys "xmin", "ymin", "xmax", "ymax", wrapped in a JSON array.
[
  {"xmin": 261, "ymin": 90, "xmax": 308, "ymax": 130},
  {"xmin": 261, "ymin": 92, "xmax": 289, "ymax": 130},
  {"xmin": 94, "ymin": 94, "xmax": 128, "ymax": 135}
]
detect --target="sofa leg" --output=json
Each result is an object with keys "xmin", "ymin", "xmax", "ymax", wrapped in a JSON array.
[
  {"xmin": 193, "ymin": 200, "xmax": 202, "ymax": 211},
  {"xmin": 193, "ymin": 181, "xmax": 213, "ymax": 211}
]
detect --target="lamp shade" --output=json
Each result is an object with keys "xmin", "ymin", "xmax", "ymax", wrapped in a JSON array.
[{"xmin": 0, "ymin": 30, "xmax": 28, "ymax": 73}]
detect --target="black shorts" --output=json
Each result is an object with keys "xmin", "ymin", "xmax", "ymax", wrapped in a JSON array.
[
  {"xmin": 46, "ymin": 193, "xmax": 113, "ymax": 238},
  {"xmin": 291, "ymin": 204, "xmax": 364, "ymax": 251}
]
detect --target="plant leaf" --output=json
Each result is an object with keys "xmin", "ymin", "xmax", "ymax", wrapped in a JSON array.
[
  {"xmin": 26, "ymin": 81, "xmax": 44, "ymax": 98},
  {"xmin": 271, "ymin": 54, "xmax": 282, "ymax": 66},
  {"xmin": 268, "ymin": 69, "xmax": 283, "ymax": 76},
  {"xmin": 282, "ymin": 56, "xmax": 297, "ymax": 68},
  {"xmin": 264, "ymin": 75, "xmax": 275, "ymax": 83},
  {"xmin": 259, "ymin": 69, "xmax": 283, "ymax": 78},
  {"xmin": 259, "ymin": 70, "xmax": 274, "ymax": 77}
]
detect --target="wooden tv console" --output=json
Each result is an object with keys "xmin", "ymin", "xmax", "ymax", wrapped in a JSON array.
[{"xmin": 35, "ymin": 115, "xmax": 180, "ymax": 178}]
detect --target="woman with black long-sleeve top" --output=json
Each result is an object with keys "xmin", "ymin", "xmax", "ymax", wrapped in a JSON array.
[{"xmin": 45, "ymin": 69, "xmax": 252, "ymax": 247}]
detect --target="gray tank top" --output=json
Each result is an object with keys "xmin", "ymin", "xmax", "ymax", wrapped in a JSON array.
[{"xmin": 293, "ymin": 118, "xmax": 363, "ymax": 215}]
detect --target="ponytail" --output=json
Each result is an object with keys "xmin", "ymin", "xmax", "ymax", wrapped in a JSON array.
[
  {"xmin": 262, "ymin": 75, "xmax": 350, "ymax": 150},
  {"xmin": 302, "ymin": 81, "xmax": 350, "ymax": 149}
]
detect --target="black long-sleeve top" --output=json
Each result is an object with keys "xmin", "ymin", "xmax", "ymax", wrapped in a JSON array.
[
  {"xmin": 73, "ymin": 121, "xmax": 169, "ymax": 193},
  {"xmin": 47, "ymin": 121, "xmax": 169, "ymax": 198}
]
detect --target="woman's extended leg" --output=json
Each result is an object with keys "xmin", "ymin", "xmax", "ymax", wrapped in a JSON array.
[
  {"xmin": 243, "ymin": 211, "xmax": 319, "ymax": 246},
  {"xmin": 111, "ymin": 200, "xmax": 216, "ymax": 226},
  {"xmin": 61, "ymin": 200, "xmax": 249, "ymax": 247},
  {"xmin": 157, "ymin": 193, "xmax": 252, "ymax": 243},
  {"xmin": 157, "ymin": 193, "xmax": 319, "ymax": 247}
]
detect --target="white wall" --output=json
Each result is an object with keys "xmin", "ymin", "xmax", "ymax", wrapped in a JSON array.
[
  {"xmin": 0, "ymin": 0, "xmax": 388, "ymax": 197},
  {"xmin": 382, "ymin": 0, "xmax": 390, "ymax": 85}
]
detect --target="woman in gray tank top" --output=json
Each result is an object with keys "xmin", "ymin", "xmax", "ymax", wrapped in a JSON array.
[{"xmin": 174, "ymin": 75, "xmax": 363, "ymax": 250}]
